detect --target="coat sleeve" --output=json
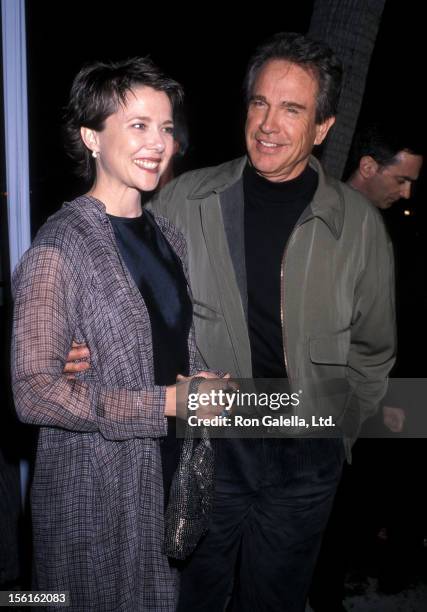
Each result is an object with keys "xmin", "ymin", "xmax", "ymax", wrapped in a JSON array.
[
  {"xmin": 11, "ymin": 245, "xmax": 167, "ymax": 440},
  {"xmin": 346, "ymin": 211, "xmax": 396, "ymax": 425},
  {"xmin": 168, "ymin": 218, "xmax": 225, "ymax": 379}
]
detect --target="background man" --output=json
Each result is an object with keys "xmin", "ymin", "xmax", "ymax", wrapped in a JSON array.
[
  {"xmin": 347, "ymin": 124, "xmax": 423, "ymax": 210},
  {"xmin": 350, "ymin": 124, "xmax": 423, "ymax": 435},
  {"xmin": 309, "ymin": 124, "xmax": 424, "ymax": 611}
]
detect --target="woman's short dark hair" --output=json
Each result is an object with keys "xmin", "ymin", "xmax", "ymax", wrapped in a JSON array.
[
  {"xmin": 64, "ymin": 57, "xmax": 184, "ymax": 181},
  {"xmin": 244, "ymin": 32, "xmax": 343, "ymax": 124}
]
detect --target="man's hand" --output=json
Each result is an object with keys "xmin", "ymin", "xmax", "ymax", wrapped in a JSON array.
[
  {"xmin": 171, "ymin": 372, "xmax": 233, "ymax": 420},
  {"xmin": 63, "ymin": 341, "xmax": 91, "ymax": 379},
  {"xmin": 382, "ymin": 405, "xmax": 405, "ymax": 433}
]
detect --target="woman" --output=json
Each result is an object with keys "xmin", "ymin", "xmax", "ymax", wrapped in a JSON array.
[{"xmin": 11, "ymin": 58, "xmax": 217, "ymax": 611}]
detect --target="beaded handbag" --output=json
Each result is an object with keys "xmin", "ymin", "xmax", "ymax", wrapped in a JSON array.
[{"xmin": 163, "ymin": 377, "xmax": 215, "ymax": 560}]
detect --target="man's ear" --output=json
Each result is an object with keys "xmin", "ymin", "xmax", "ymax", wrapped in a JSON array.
[
  {"xmin": 80, "ymin": 127, "xmax": 99, "ymax": 155},
  {"xmin": 359, "ymin": 155, "xmax": 379, "ymax": 179},
  {"xmin": 314, "ymin": 116, "xmax": 335, "ymax": 146}
]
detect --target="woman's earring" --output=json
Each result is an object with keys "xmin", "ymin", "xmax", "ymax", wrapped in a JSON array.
[{"xmin": 92, "ymin": 151, "xmax": 99, "ymax": 159}]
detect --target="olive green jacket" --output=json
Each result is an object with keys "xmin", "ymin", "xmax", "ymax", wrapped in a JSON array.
[{"xmin": 151, "ymin": 156, "xmax": 396, "ymax": 450}]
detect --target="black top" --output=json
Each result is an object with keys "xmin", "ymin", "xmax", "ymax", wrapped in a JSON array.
[
  {"xmin": 108, "ymin": 209, "xmax": 192, "ymax": 386},
  {"xmin": 243, "ymin": 162, "xmax": 318, "ymax": 378}
]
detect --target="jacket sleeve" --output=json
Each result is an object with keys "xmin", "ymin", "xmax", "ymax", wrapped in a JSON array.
[
  {"xmin": 11, "ymin": 245, "xmax": 167, "ymax": 440},
  {"xmin": 346, "ymin": 211, "xmax": 396, "ymax": 425},
  {"xmin": 175, "ymin": 224, "xmax": 225, "ymax": 378}
]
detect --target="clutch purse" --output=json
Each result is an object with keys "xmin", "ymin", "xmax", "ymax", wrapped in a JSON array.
[{"xmin": 162, "ymin": 377, "xmax": 215, "ymax": 560}]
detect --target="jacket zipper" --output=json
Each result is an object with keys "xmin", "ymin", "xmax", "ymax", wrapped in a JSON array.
[{"xmin": 280, "ymin": 224, "xmax": 303, "ymax": 385}]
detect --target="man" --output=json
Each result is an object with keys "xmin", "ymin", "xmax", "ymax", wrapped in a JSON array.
[
  {"xmin": 347, "ymin": 125, "xmax": 423, "ymax": 210},
  {"xmin": 66, "ymin": 34, "xmax": 396, "ymax": 611},
  {"xmin": 309, "ymin": 125, "xmax": 423, "ymax": 611},
  {"xmin": 349, "ymin": 126, "xmax": 424, "ymax": 595},
  {"xmin": 348, "ymin": 124, "xmax": 423, "ymax": 432},
  {"xmin": 348, "ymin": 125, "xmax": 423, "ymax": 433}
]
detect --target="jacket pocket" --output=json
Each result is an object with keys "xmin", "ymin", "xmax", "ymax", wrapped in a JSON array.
[
  {"xmin": 309, "ymin": 330, "xmax": 351, "ymax": 366},
  {"xmin": 309, "ymin": 330, "xmax": 360, "ymax": 441},
  {"xmin": 192, "ymin": 299, "xmax": 223, "ymax": 321}
]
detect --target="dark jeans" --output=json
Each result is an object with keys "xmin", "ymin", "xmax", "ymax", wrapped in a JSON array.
[{"xmin": 177, "ymin": 437, "xmax": 345, "ymax": 612}]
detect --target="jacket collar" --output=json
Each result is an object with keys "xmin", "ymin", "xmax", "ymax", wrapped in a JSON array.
[
  {"xmin": 187, "ymin": 157, "xmax": 247, "ymax": 199},
  {"xmin": 308, "ymin": 156, "xmax": 344, "ymax": 240},
  {"xmin": 188, "ymin": 155, "xmax": 344, "ymax": 239}
]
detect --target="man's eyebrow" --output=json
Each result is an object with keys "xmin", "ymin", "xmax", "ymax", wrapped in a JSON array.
[
  {"xmin": 249, "ymin": 94, "xmax": 267, "ymax": 102},
  {"xmin": 398, "ymin": 174, "xmax": 418, "ymax": 182},
  {"xmin": 281, "ymin": 101, "xmax": 306, "ymax": 110},
  {"xmin": 249, "ymin": 95, "xmax": 306, "ymax": 110}
]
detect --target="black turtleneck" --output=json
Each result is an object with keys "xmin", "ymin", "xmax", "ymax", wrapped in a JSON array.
[{"xmin": 243, "ymin": 162, "xmax": 318, "ymax": 378}]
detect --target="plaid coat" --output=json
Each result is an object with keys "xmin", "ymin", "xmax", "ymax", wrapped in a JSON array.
[{"xmin": 11, "ymin": 196, "xmax": 201, "ymax": 611}]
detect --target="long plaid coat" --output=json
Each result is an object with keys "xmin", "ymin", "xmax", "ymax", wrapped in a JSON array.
[{"xmin": 11, "ymin": 196, "xmax": 201, "ymax": 611}]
